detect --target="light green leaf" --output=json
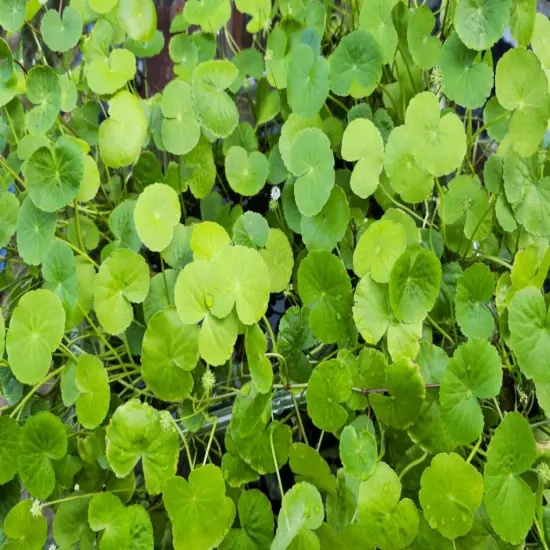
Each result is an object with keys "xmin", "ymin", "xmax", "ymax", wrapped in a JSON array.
[
  {"xmin": 0, "ymin": 192, "xmax": 18, "ymax": 248},
  {"xmin": 25, "ymin": 66, "xmax": 61, "ymax": 135},
  {"xmin": 163, "ymin": 464, "xmax": 236, "ymax": 550},
  {"xmin": 484, "ymin": 412, "xmax": 536, "ymax": 545},
  {"xmin": 359, "ymin": 0, "xmax": 398, "ymax": 64},
  {"xmin": 3, "ymin": 500, "xmax": 47, "ymax": 550},
  {"xmin": 106, "ymin": 400, "xmax": 179, "ymax": 495},
  {"xmin": 118, "ymin": 0, "xmax": 157, "ymax": 42},
  {"xmin": 440, "ymin": 340, "xmax": 502, "ymax": 445},
  {"xmin": 75, "ymin": 354, "xmax": 110, "ymax": 429},
  {"xmin": 259, "ymin": 228, "xmax": 294, "ymax": 293},
  {"xmin": 225, "ymin": 146, "xmax": 268, "ymax": 196},
  {"xmin": 339, "ymin": 425, "xmax": 377, "ymax": 480},
  {"xmin": 353, "ymin": 274, "xmax": 391, "ymax": 345},
  {"xmin": 18, "ymin": 411, "xmax": 67, "ymax": 498},
  {"xmin": 7, "ymin": 289, "xmax": 65, "ymax": 385},
  {"xmin": 94, "ymin": 248, "xmax": 150, "ymax": 335},
  {"xmin": 41, "ymin": 7, "xmax": 83, "ymax": 53},
  {"xmin": 306, "ymin": 359, "xmax": 352, "ymax": 432},
  {"xmin": 0, "ymin": 417, "xmax": 20, "ymax": 485},
  {"xmin": 87, "ymin": 49, "xmax": 136, "ymax": 96},
  {"xmin": 419, "ymin": 452, "xmax": 483, "ymax": 540},
  {"xmin": 289, "ymin": 443, "xmax": 336, "ymax": 494},
  {"xmin": 407, "ymin": 6, "xmax": 441, "ymax": 70}
]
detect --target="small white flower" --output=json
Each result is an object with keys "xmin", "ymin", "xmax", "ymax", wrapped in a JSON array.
[
  {"xmin": 48, "ymin": 544, "xmax": 57, "ymax": 550},
  {"xmin": 263, "ymin": 18, "xmax": 271, "ymax": 32},
  {"xmin": 287, "ymin": 5, "xmax": 293, "ymax": 14},
  {"xmin": 202, "ymin": 368, "xmax": 216, "ymax": 392},
  {"xmin": 270, "ymin": 186, "xmax": 281, "ymax": 201},
  {"xmin": 283, "ymin": 283, "xmax": 294, "ymax": 297},
  {"xmin": 30, "ymin": 499, "xmax": 42, "ymax": 518},
  {"xmin": 39, "ymin": 0, "xmax": 48, "ymax": 4},
  {"xmin": 265, "ymin": 49, "xmax": 273, "ymax": 62},
  {"xmin": 74, "ymin": 483, "xmax": 80, "ymax": 492}
]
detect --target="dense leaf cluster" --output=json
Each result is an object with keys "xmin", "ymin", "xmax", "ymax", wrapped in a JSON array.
[{"xmin": 1, "ymin": 0, "xmax": 550, "ymax": 548}]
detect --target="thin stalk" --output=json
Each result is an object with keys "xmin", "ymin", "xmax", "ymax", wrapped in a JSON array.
[{"xmin": 399, "ymin": 452, "xmax": 427, "ymax": 480}]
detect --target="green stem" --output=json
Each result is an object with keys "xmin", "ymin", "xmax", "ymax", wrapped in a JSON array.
[
  {"xmin": 466, "ymin": 436, "xmax": 483, "ymax": 463},
  {"xmin": 64, "ymin": 241, "xmax": 99, "ymax": 269},
  {"xmin": 480, "ymin": 255, "xmax": 512, "ymax": 270},
  {"xmin": 171, "ymin": 416, "xmax": 194, "ymax": 471},
  {"xmin": 270, "ymin": 427, "xmax": 285, "ymax": 497},
  {"xmin": 202, "ymin": 418, "xmax": 218, "ymax": 465},
  {"xmin": 426, "ymin": 314, "xmax": 455, "ymax": 346},
  {"xmin": 263, "ymin": 315, "xmax": 278, "ymax": 353}
]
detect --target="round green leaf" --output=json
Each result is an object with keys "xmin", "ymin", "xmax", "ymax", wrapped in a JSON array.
[
  {"xmin": 7, "ymin": 289, "xmax": 65, "ymax": 385},
  {"xmin": 87, "ymin": 492, "xmax": 132, "ymax": 550},
  {"xmin": 439, "ymin": 32, "xmax": 493, "ymax": 109},
  {"xmin": 405, "ymin": 91, "xmax": 466, "ymax": 177},
  {"xmin": 18, "ymin": 411, "xmax": 67, "ymax": 498},
  {"xmin": 359, "ymin": 0, "xmax": 398, "ymax": 65},
  {"xmin": 289, "ymin": 128, "xmax": 335, "ymax": 217},
  {"xmin": 440, "ymin": 340, "xmax": 502, "ymax": 445},
  {"xmin": 16, "ymin": 196, "xmax": 57, "ymax": 266},
  {"xmin": 233, "ymin": 211, "xmax": 269, "ymax": 249},
  {"xmin": 161, "ymin": 80, "xmax": 200, "ymax": 155},
  {"xmin": 287, "ymin": 44, "xmax": 329, "ymax": 118},
  {"xmin": 341, "ymin": 118, "xmax": 384, "ymax": 199},
  {"xmin": 162, "ymin": 224, "xmax": 193, "ymax": 269},
  {"xmin": 134, "ymin": 183, "xmax": 180, "ymax": 252},
  {"xmin": 191, "ymin": 221, "xmax": 230, "ymax": 261},
  {"xmin": 272, "ymin": 482, "xmax": 324, "ymax": 550},
  {"xmin": 353, "ymin": 219, "xmax": 407, "ymax": 283},
  {"xmin": 183, "ymin": 0, "xmax": 231, "ymax": 33},
  {"xmin": 182, "ymin": 136, "xmax": 216, "ymax": 199},
  {"xmin": 419, "ymin": 452, "xmax": 483, "ymax": 540},
  {"xmin": 0, "ymin": 192, "xmax": 18, "ymax": 248},
  {"xmin": 0, "ymin": 417, "xmax": 20, "ymax": 484},
  {"xmin": 353, "ymin": 274, "xmax": 390, "ymax": 345},
  {"xmin": 259, "ymin": 228, "xmax": 294, "ymax": 293},
  {"xmin": 118, "ymin": 0, "xmax": 157, "ymax": 42},
  {"xmin": 0, "ymin": 0, "xmax": 26, "ymax": 32},
  {"xmin": 339, "ymin": 425, "xmax": 377, "ymax": 480},
  {"xmin": 25, "ymin": 66, "xmax": 61, "ymax": 135},
  {"xmin": 192, "ymin": 60, "xmax": 239, "ymax": 139},
  {"xmin": 384, "ymin": 125, "xmax": 434, "ymax": 204},
  {"xmin": 106, "ymin": 400, "xmax": 179, "ymax": 495},
  {"xmin": 99, "ymin": 90, "xmax": 147, "ymax": 168},
  {"xmin": 163, "ymin": 464, "xmax": 236, "ymax": 550},
  {"xmin": 289, "ymin": 442, "xmax": 336, "ymax": 494},
  {"xmin": 368, "ymin": 357, "xmax": 425, "ymax": 429},
  {"xmin": 389, "ymin": 246, "xmax": 442, "ymax": 323},
  {"xmin": 94, "ymin": 248, "xmax": 150, "ymax": 335},
  {"xmin": 358, "ymin": 462, "xmax": 419, "ymax": 550},
  {"xmin": 24, "ymin": 137, "xmax": 84, "ymax": 213},
  {"xmin": 454, "ymin": 0, "xmax": 512, "ymax": 51},
  {"xmin": 75, "ymin": 354, "xmax": 110, "ymax": 429},
  {"xmin": 225, "ymin": 146, "xmax": 268, "ymax": 196},
  {"xmin": 41, "ymin": 7, "xmax": 83, "ymax": 53},
  {"xmin": 484, "ymin": 412, "xmax": 536, "ymax": 545},
  {"xmin": 3, "ymin": 500, "xmax": 47, "ymax": 550},
  {"xmin": 301, "ymin": 185, "xmax": 350, "ymax": 252},
  {"xmin": 455, "ymin": 263, "xmax": 495, "ymax": 339},
  {"xmin": 532, "ymin": 12, "xmax": 550, "ymax": 68},
  {"xmin": 142, "ymin": 307, "xmax": 199, "ymax": 401},
  {"xmin": 87, "ymin": 49, "xmax": 136, "ymax": 96},
  {"xmin": 509, "ymin": 287, "xmax": 550, "ymax": 382},
  {"xmin": 298, "ymin": 250, "xmax": 353, "ymax": 343},
  {"xmin": 407, "ymin": 6, "xmax": 441, "ymax": 70},
  {"xmin": 306, "ymin": 359, "xmax": 352, "ymax": 432}
]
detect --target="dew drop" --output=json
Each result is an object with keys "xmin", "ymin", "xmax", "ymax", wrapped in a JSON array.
[
  {"xmin": 205, "ymin": 294, "xmax": 214, "ymax": 308},
  {"xmin": 451, "ymin": 517, "xmax": 456, "ymax": 522},
  {"xmin": 425, "ymin": 505, "xmax": 430, "ymax": 511},
  {"xmin": 336, "ymin": 295, "xmax": 342, "ymax": 302},
  {"xmin": 428, "ymin": 517, "xmax": 437, "ymax": 529},
  {"xmin": 440, "ymin": 518, "xmax": 446, "ymax": 526},
  {"xmin": 336, "ymin": 313, "xmax": 342, "ymax": 320},
  {"xmin": 314, "ymin": 506, "xmax": 321, "ymax": 514},
  {"xmin": 461, "ymin": 513, "xmax": 468, "ymax": 522}
]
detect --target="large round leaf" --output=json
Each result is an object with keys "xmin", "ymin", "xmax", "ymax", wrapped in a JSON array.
[
  {"xmin": 259, "ymin": 228, "xmax": 294, "ymax": 293},
  {"xmin": 99, "ymin": 90, "xmax": 147, "ymax": 168},
  {"xmin": 440, "ymin": 340, "xmax": 502, "ymax": 445},
  {"xmin": 484, "ymin": 412, "xmax": 536, "ymax": 545},
  {"xmin": 419, "ymin": 452, "xmax": 483, "ymax": 540},
  {"xmin": 405, "ymin": 92, "xmax": 466, "ymax": 177},
  {"xmin": 118, "ymin": 0, "xmax": 157, "ymax": 42},
  {"xmin": 439, "ymin": 32, "xmax": 493, "ymax": 109},
  {"xmin": 142, "ymin": 307, "xmax": 199, "ymax": 401},
  {"xmin": 339, "ymin": 425, "xmax": 377, "ymax": 480},
  {"xmin": 306, "ymin": 359, "xmax": 352, "ymax": 432},
  {"xmin": 134, "ymin": 183, "xmax": 181, "ymax": 252},
  {"xmin": 287, "ymin": 44, "xmax": 329, "ymax": 118},
  {"xmin": 341, "ymin": 118, "xmax": 384, "ymax": 199},
  {"xmin": 106, "ymin": 400, "xmax": 179, "ymax": 495},
  {"xmin": 353, "ymin": 219, "xmax": 407, "ymax": 283},
  {"xmin": 25, "ymin": 137, "xmax": 84, "ymax": 212},
  {"xmin": 94, "ymin": 248, "xmax": 150, "ymax": 335},
  {"xmin": 359, "ymin": 0, "xmax": 398, "ymax": 64},
  {"xmin": 225, "ymin": 146, "xmax": 268, "ymax": 196},
  {"xmin": 358, "ymin": 462, "xmax": 419, "ymax": 549},
  {"xmin": 509, "ymin": 287, "xmax": 550, "ymax": 382},
  {"xmin": 25, "ymin": 66, "xmax": 61, "ymax": 135},
  {"xmin": 3, "ymin": 500, "xmax": 47, "ymax": 550},
  {"xmin": 18, "ymin": 411, "xmax": 67, "ymax": 498},
  {"xmin": 163, "ymin": 464, "xmax": 236, "ymax": 550},
  {"xmin": 75, "ymin": 354, "xmax": 110, "ymax": 429},
  {"xmin": 87, "ymin": 49, "xmax": 137, "ymax": 96},
  {"xmin": 298, "ymin": 250, "xmax": 353, "ymax": 343},
  {"xmin": 0, "ymin": 192, "xmax": 18, "ymax": 248},
  {"xmin": 192, "ymin": 60, "xmax": 239, "ymax": 138},
  {"xmin": 289, "ymin": 128, "xmax": 335, "ymax": 217},
  {"xmin": 0, "ymin": 0, "xmax": 26, "ymax": 32},
  {"xmin": 353, "ymin": 274, "xmax": 391, "ymax": 345},
  {"xmin": 161, "ymin": 80, "xmax": 200, "ymax": 156},
  {"xmin": 7, "ymin": 289, "xmax": 65, "ymax": 385},
  {"xmin": 454, "ymin": 0, "xmax": 512, "ymax": 51},
  {"xmin": 41, "ymin": 7, "xmax": 83, "ymax": 53},
  {"xmin": 455, "ymin": 263, "xmax": 495, "ymax": 339},
  {"xmin": 389, "ymin": 246, "xmax": 442, "ymax": 323},
  {"xmin": 407, "ymin": 6, "xmax": 441, "ymax": 70}
]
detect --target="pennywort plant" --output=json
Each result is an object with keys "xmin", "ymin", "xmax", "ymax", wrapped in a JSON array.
[{"xmin": 1, "ymin": 0, "xmax": 550, "ymax": 548}]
